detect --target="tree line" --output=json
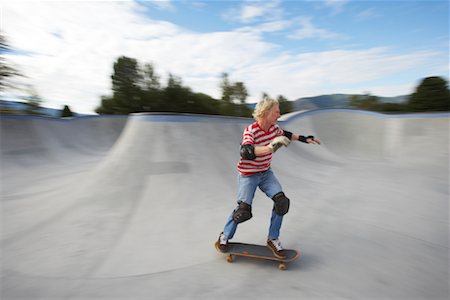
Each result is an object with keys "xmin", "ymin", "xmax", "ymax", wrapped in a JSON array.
[
  {"xmin": 349, "ymin": 76, "xmax": 449, "ymax": 113},
  {"xmin": 95, "ymin": 56, "xmax": 293, "ymax": 117},
  {"xmin": 96, "ymin": 56, "xmax": 449, "ymax": 116}
]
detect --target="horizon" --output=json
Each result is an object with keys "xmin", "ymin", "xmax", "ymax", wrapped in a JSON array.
[{"xmin": 0, "ymin": 92, "xmax": 410, "ymax": 117}]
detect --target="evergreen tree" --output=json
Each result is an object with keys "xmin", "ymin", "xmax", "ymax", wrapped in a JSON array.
[
  {"xmin": 220, "ymin": 73, "xmax": 234, "ymax": 103},
  {"xmin": 96, "ymin": 56, "xmax": 144, "ymax": 115},
  {"xmin": 140, "ymin": 63, "xmax": 162, "ymax": 111},
  {"xmin": 24, "ymin": 87, "xmax": 43, "ymax": 115},
  {"xmin": 408, "ymin": 76, "xmax": 450, "ymax": 112},
  {"xmin": 219, "ymin": 73, "xmax": 251, "ymax": 116},
  {"xmin": 163, "ymin": 74, "xmax": 191, "ymax": 113},
  {"xmin": 61, "ymin": 105, "xmax": 74, "ymax": 117},
  {"xmin": 0, "ymin": 32, "xmax": 21, "ymax": 91},
  {"xmin": 111, "ymin": 56, "xmax": 143, "ymax": 113},
  {"xmin": 277, "ymin": 95, "xmax": 293, "ymax": 114}
]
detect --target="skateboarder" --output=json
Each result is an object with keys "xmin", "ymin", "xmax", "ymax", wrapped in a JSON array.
[{"xmin": 217, "ymin": 97, "xmax": 320, "ymax": 258}]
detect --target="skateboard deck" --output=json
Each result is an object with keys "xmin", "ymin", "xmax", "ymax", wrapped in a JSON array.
[{"xmin": 214, "ymin": 241, "xmax": 299, "ymax": 270}]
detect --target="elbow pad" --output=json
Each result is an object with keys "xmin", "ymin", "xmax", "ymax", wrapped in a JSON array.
[{"xmin": 240, "ymin": 144, "xmax": 256, "ymax": 160}]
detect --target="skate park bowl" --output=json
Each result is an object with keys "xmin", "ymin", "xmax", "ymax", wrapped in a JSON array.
[{"xmin": 1, "ymin": 110, "xmax": 449, "ymax": 299}]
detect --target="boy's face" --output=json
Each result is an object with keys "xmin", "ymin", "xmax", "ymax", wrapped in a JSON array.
[{"xmin": 266, "ymin": 104, "xmax": 281, "ymax": 125}]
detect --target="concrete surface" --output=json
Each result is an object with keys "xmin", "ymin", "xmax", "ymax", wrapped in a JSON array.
[{"xmin": 1, "ymin": 110, "xmax": 449, "ymax": 300}]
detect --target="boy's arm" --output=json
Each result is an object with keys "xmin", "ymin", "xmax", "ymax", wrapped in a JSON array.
[{"xmin": 284, "ymin": 130, "xmax": 321, "ymax": 145}]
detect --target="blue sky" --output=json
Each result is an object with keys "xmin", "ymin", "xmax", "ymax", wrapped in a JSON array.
[{"xmin": 2, "ymin": 0, "xmax": 448, "ymax": 114}]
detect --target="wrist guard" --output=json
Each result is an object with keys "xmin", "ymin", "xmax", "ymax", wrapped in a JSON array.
[{"xmin": 298, "ymin": 135, "xmax": 314, "ymax": 143}]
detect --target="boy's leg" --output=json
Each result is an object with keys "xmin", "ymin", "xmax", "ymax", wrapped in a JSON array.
[
  {"xmin": 268, "ymin": 210, "xmax": 283, "ymax": 240},
  {"xmin": 222, "ymin": 173, "xmax": 259, "ymax": 240},
  {"xmin": 222, "ymin": 214, "xmax": 238, "ymax": 240},
  {"xmin": 259, "ymin": 169, "xmax": 284, "ymax": 240}
]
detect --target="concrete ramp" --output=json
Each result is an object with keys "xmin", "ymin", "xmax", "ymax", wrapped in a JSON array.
[{"xmin": 1, "ymin": 111, "xmax": 448, "ymax": 299}]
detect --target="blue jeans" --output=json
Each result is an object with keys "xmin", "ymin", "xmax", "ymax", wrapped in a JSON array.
[{"xmin": 223, "ymin": 168, "xmax": 284, "ymax": 240}]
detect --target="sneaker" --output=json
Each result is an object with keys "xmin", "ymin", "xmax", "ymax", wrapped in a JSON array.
[
  {"xmin": 267, "ymin": 238, "xmax": 286, "ymax": 258},
  {"xmin": 217, "ymin": 232, "xmax": 228, "ymax": 252}
]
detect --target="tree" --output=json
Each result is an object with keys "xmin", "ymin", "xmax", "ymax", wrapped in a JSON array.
[
  {"xmin": 140, "ymin": 63, "xmax": 162, "ymax": 111},
  {"xmin": 233, "ymin": 81, "xmax": 250, "ymax": 116},
  {"xmin": 24, "ymin": 87, "xmax": 43, "ymax": 115},
  {"xmin": 220, "ymin": 72, "xmax": 234, "ymax": 103},
  {"xmin": 376, "ymin": 102, "xmax": 406, "ymax": 113},
  {"xmin": 233, "ymin": 82, "xmax": 248, "ymax": 104},
  {"xmin": 61, "ymin": 105, "xmax": 74, "ymax": 118},
  {"xmin": 408, "ymin": 76, "xmax": 450, "ymax": 112},
  {"xmin": 162, "ymin": 74, "xmax": 191, "ymax": 112},
  {"xmin": 96, "ymin": 56, "xmax": 147, "ymax": 114},
  {"xmin": 259, "ymin": 93, "xmax": 293, "ymax": 115},
  {"xmin": 141, "ymin": 63, "xmax": 161, "ymax": 91},
  {"xmin": 96, "ymin": 95, "xmax": 118, "ymax": 115},
  {"xmin": 0, "ymin": 31, "xmax": 21, "ymax": 91},
  {"xmin": 277, "ymin": 95, "xmax": 293, "ymax": 114},
  {"xmin": 220, "ymin": 73, "xmax": 249, "ymax": 104},
  {"xmin": 219, "ymin": 73, "xmax": 251, "ymax": 116},
  {"xmin": 191, "ymin": 92, "xmax": 220, "ymax": 115},
  {"xmin": 349, "ymin": 93, "xmax": 380, "ymax": 111},
  {"xmin": 111, "ymin": 56, "xmax": 143, "ymax": 113}
]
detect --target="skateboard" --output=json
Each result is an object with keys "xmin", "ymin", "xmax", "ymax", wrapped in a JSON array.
[{"xmin": 214, "ymin": 241, "xmax": 300, "ymax": 270}]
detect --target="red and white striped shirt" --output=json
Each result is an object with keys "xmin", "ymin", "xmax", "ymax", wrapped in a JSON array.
[{"xmin": 237, "ymin": 122, "xmax": 285, "ymax": 176}]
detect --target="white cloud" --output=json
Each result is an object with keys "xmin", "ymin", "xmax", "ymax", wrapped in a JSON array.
[
  {"xmin": 232, "ymin": 48, "xmax": 440, "ymax": 101},
  {"xmin": 356, "ymin": 8, "xmax": 381, "ymax": 21},
  {"xmin": 322, "ymin": 0, "xmax": 349, "ymax": 14},
  {"xmin": 240, "ymin": 4, "xmax": 267, "ymax": 22},
  {"xmin": 237, "ymin": 20, "xmax": 292, "ymax": 34},
  {"xmin": 150, "ymin": 0, "xmax": 175, "ymax": 12},
  {"xmin": 223, "ymin": 0, "xmax": 283, "ymax": 23},
  {"xmin": 288, "ymin": 17, "xmax": 346, "ymax": 40}
]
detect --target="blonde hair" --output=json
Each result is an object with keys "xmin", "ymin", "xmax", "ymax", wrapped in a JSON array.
[{"xmin": 252, "ymin": 97, "xmax": 279, "ymax": 121}]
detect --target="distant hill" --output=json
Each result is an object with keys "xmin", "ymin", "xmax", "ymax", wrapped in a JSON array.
[
  {"xmin": 246, "ymin": 94, "xmax": 408, "ymax": 112},
  {"xmin": 292, "ymin": 94, "xmax": 408, "ymax": 111},
  {"xmin": 293, "ymin": 94, "xmax": 349, "ymax": 110}
]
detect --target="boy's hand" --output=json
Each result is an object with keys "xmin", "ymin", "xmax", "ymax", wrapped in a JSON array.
[{"xmin": 269, "ymin": 136, "xmax": 291, "ymax": 153}]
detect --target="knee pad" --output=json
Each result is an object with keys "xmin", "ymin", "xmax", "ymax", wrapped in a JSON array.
[
  {"xmin": 272, "ymin": 192, "xmax": 290, "ymax": 216},
  {"xmin": 232, "ymin": 202, "xmax": 252, "ymax": 224}
]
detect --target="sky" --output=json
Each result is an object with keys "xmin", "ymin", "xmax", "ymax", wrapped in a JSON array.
[{"xmin": 1, "ymin": 0, "xmax": 448, "ymax": 114}]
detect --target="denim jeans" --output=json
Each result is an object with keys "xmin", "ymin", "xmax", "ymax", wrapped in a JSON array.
[{"xmin": 223, "ymin": 168, "xmax": 284, "ymax": 240}]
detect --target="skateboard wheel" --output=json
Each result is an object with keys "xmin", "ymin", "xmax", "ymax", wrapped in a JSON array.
[
  {"xmin": 226, "ymin": 254, "xmax": 234, "ymax": 263},
  {"xmin": 278, "ymin": 263, "xmax": 286, "ymax": 270}
]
